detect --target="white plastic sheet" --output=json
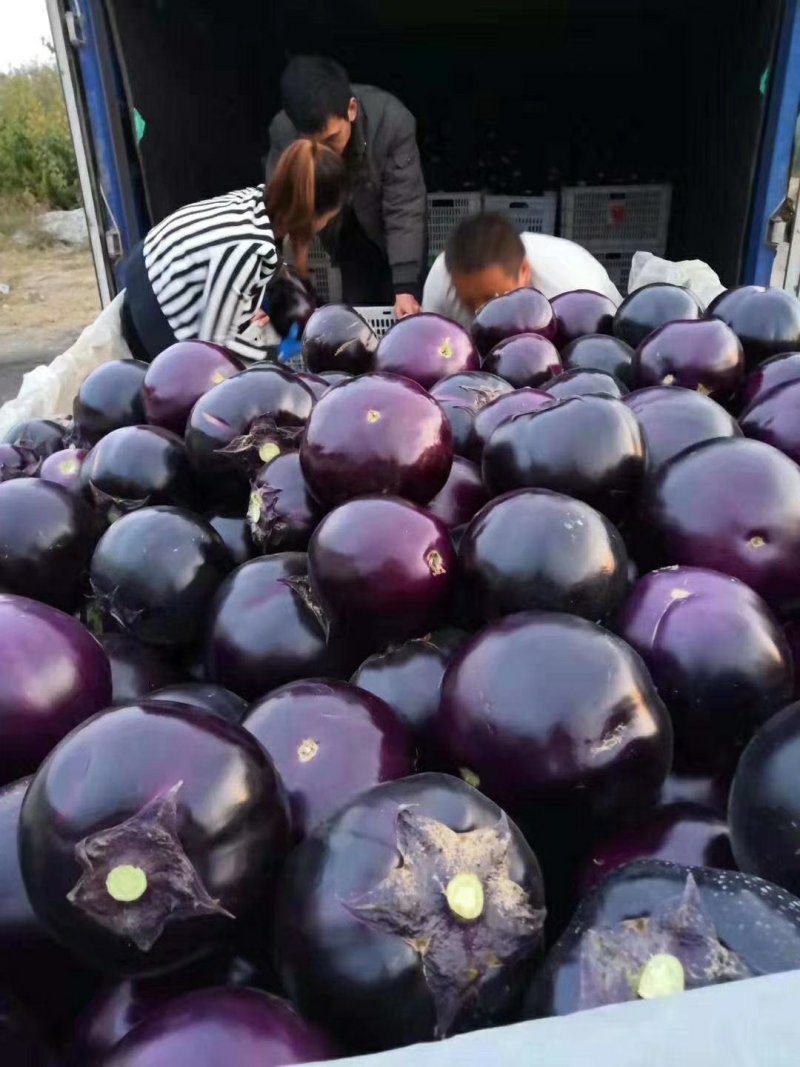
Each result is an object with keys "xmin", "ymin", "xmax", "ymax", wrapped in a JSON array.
[
  {"xmin": 628, "ymin": 251, "xmax": 727, "ymax": 306},
  {"xmin": 0, "ymin": 292, "xmax": 130, "ymax": 438}
]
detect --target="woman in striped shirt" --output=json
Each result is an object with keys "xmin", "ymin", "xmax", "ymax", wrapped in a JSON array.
[{"xmin": 120, "ymin": 140, "xmax": 346, "ymax": 362}]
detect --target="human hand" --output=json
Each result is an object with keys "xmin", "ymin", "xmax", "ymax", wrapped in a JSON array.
[
  {"xmin": 394, "ymin": 293, "xmax": 421, "ymax": 319},
  {"xmin": 251, "ymin": 309, "xmax": 270, "ymax": 328}
]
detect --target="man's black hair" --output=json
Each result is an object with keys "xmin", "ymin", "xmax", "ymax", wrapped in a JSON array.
[
  {"xmin": 445, "ymin": 213, "xmax": 526, "ymax": 275},
  {"xmin": 280, "ymin": 56, "xmax": 352, "ymax": 135}
]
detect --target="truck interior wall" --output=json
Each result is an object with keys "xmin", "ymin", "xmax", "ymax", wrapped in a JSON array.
[{"xmin": 106, "ymin": 0, "xmax": 782, "ymax": 285}]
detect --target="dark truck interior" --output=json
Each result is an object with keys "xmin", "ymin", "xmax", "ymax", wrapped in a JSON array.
[{"xmin": 106, "ymin": 0, "xmax": 783, "ymax": 286}]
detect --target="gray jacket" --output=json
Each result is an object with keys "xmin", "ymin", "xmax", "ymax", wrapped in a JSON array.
[{"xmin": 266, "ymin": 84, "xmax": 427, "ymax": 295}]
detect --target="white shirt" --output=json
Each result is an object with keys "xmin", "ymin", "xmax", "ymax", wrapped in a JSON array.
[{"xmin": 422, "ymin": 233, "xmax": 623, "ymax": 329}]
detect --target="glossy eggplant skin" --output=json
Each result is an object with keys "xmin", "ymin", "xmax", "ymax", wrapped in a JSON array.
[
  {"xmin": 374, "ymin": 313, "xmax": 479, "ymax": 388},
  {"xmin": 206, "ymin": 510, "xmax": 256, "ymax": 567},
  {"xmin": 616, "ymin": 566, "xmax": 793, "ymax": 772},
  {"xmin": 274, "ymin": 773, "xmax": 545, "ymax": 1053},
  {"xmin": 244, "ymin": 679, "xmax": 413, "ymax": 840},
  {"xmin": 248, "ymin": 452, "xmax": 324, "ymax": 553},
  {"xmin": 482, "ymin": 333, "xmax": 561, "ymax": 388},
  {"xmin": 263, "ymin": 266, "xmax": 317, "ymax": 339},
  {"xmin": 543, "ymin": 368, "xmax": 628, "ymax": 400},
  {"xmin": 81, "ymin": 426, "xmax": 197, "ymax": 515},
  {"xmin": 471, "ymin": 288, "xmax": 556, "ymax": 355},
  {"xmin": 100, "ymin": 635, "xmax": 183, "ymax": 704},
  {"xmin": 613, "ymin": 283, "xmax": 704, "ymax": 350},
  {"xmin": 740, "ymin": 378, "xmax": 800, "ymax": 465},
  {"xmin": 638, "ymin": 437, "xmax": 800, "ymax": 616},
  {"xmin": 302, "ymin": 304, "xmax": 378, "ymax": 375},
  {"xmin": 425, "ymin": 456, "xmax": 489, "ymax": 530},
  {"xmin": 482, "ymin": 394, "xmax": 645, "ymax": 521},
  {"xmin": 633, "ymin": 318, "xmax": 744, "ymax": 403},
  {"xmin": 436, "ymin": 398, "xmax": 475, "ymax": 457},
  {"xmin": 0, "ymin": 995, "xmax": 54, "ymax": 1067},
  {"xmin": 459, "ymin": 489, "xmax": 629, "ymax": 624},
  {"xmin": 149, "ymin": 683, "xmax": 248, "ymax": 725},
  {"xmin": 19, "ymin": 702, "xmax": 290, "ymax": 976},
  {"xmin": 740, "ymin": 350, "xmax": 800, "ymax": 411},
  {"xmin": 729, "ymin": 702, "xmax": 800, "ymax": 895},
  {"xmin": 0, "ymin": 479, "xmax": 96, "ymax": 612},
  {"xmin": 39, "ymin": 448, "xmax": 88, "ymax": 494},
  {"xmin": 429, "ymin": 370, "xmax": 514, "ymax": 408},
  {"xmin": 551, "ymin": 289, "xmax": 617, "ymax": 347},
  {"xmin": 708, "ymin": 285, "xmax": 800, "ymax": 369},
  {"xmin": 466, "ymin": 387, "xmax": 551, "ymax": 462},
  {"xmin": 142, "ymin": 342, "xmax": 243, "ymax": 436},
  {"xmin": 524, "ymin": 860, "xmax": 800, "ymax": 1019},
  {"xmin": 74, "ymin": 362, "xmax": 149, "ymax": 445},
  {"xmin": 3, "ymin": 419, "xmax": 69, "ymax": 459},
  {"xmin": 561, "ymin": 333, "xmax": 635, "ymax": 385}
]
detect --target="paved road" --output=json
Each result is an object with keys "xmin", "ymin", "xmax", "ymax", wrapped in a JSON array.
[{"xmin": 0, "ymin": 330, "xmax": 81, "ymax": 405}]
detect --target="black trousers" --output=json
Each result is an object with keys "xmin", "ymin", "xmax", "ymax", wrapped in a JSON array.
[{"xmin": 120, "ymin": 240, "xmax": 177, "ymax": 363}]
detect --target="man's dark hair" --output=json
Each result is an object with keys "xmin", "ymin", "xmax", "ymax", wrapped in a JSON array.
[
  {"xmin": 445, "ymin": 213, "xmax": 526, "ymax": 275},
  {"xmin": 280, "ymin": 56, "xmax": 352, "ymax": 134}
]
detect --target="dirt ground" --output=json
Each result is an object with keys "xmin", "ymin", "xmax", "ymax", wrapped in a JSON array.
[{"xmin": 0, "ymin": 242, "xmax": 100, "ymax": 402}]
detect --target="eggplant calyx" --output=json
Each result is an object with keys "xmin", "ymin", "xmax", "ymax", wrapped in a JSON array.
[
  {"xmin": 67, "ymin": 782, "xmax": 233, "ymax": 952},
  {"xmin": 218, "ymin": 416, "xmax": 302, "ymax": 474},
  {"xmin": 90, "ymin": 584, "xmax": 146, "ymax": 634},
  {"xmin": 345, "ymin": 808, "xmax": 545, "ymax": 1038},
  {"xmin": 247, "ymin": 486, "xmax": 286, "ymax": 549},
  {"xmin": 90, "ymin": 483, "xmax": 151, "ymax": 522},
  {"xmin": 280, "ymin": 575, "xmax": 331, "ymax": 641}
]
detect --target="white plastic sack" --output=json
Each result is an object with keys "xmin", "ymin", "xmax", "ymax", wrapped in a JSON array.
[
  {"xmin": 628, "ymin": 250, "xmax": 726, "ymax": 305},
  {"xmin": 0, "ymin": 292, "xmax": 131, "ymax": 437}
]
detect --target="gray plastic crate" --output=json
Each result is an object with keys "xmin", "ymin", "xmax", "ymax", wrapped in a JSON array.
[
  {"xmin": 483, "ymin": 192, "xmax": 557, "ymax": 235},
  {"xmin": 308, "ymin": 237, "xmax": 341, "ymax": 304},
  {"xmin": 427, "ymin": 192, "xmax": 483, "ymax": 264},
  {"xmin": 561, "ymin": 184, "xmax": 671, "ymax": 251},
  {"xmin": 356, "ymin": 306, "xmax": 396, "ymax": 338},
  {"xmin": 592, "ymin": 248, "xmax": 639, "ymax": 296}
]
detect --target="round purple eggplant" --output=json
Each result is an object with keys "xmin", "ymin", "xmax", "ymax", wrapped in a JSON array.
[
  {"xmin": 543, "ymin": 368, "xmax": 628, "ymax": 400},
  {"xmin": 729, "ymin": 701, "xmax": 800, "ymax": 894},
  {"xmin": 309, "ymin": 496, "xmax": 455, "ymax": 645},
  {"xmin": 294, "ymin": 371, "xmax": 329, "ymax": 400},
  {"xmin": 90, "ymin": 507, "xmax": 232, "ymax": 649},
  {"xmin": 471, "ymin": 288, "xmax": 556, "ymax": 355},
  {"xmin": 561, "ymin": 333, "xmax": 635, "ymax": 385},
  {"xmin": 206, "ymin": 509, "xmax": 256, "ymax": 567},
  {"xmin": 437, "ymin": 613, "xmax": 672, "ymax": 823},
  {"xmin": 39, "ymin": 447, "xmax": 88, "ymax": 494},
  {"xmin": 205, "ymin": 553, "xmax": 350, "ymax": 702},
  {"xmin": 613, "ymin": 284, "xmax": 704, "ymax": 350},
  {"xmin": 482, "ymin": 394, "xmax": 645, "ymax": 520},
  {"xmin": 300, "ymin": 373, "xmax": 453, "ymax": 507},
  {"xmin": 148, "ymin": 683, "xmax": 248, "ymax": 725},
  {"xmin": 248, "ymin": 452, "xmax": 324, "ymax": 553},
  {"xmin": 616, "ymin": 566, "xmax": 792, "ymax": 771},
  {"xmin": 264, "ymin": 265, "xmax": 316, "ymax": 340},
  {"xmin": 466, "ymin": 387, "xmax": 551, "ymax": 462},
  {"xmin": 142, "ymin": 342, "xmax": 243, "ymax": 436},
  {"xmin": 425, "ymin": 456, "xmax": 489, "ymax": 530},
  {"xmin": 581, "ymin": 804, "xmax": 734, "ymax": 893},
  {"xmin": 0, "ymin": 444, "xmax": 39, "ymax": 481},
  {"xmin": 0, "ymin": 479, "xmax": 95, "ymax": 612},
  {"xmin": 317, "ymin": 370, "xmax": 353, "ymax": 388},
  {"xmin": 524, "ymin": 860, "xmax": 800, "ymax": 1017},
  {"xmin": 97, "ymin": 988, "xmax": 338, "ymax": 1066},
  {"xmin": 741, "ymin": 378, "xmax": 800, "ymax": 464},
  {"xmin": 638, "ymin": 437, "xmax": 800, "ymax": 616},
  {"xmin": 374, "ymin": 313, "xmax": 479, "ymax": 388},
  {"xmin": 74, "ymin": 362, "xmax": 149, "ymax": 445},
  {"xmin": 0, "ymin": 595, "xmax": 111, "ymax": 784},
  {"xmin": 244, "ymin": 679, "xmax": 413, "ymax": 840},
  {"xmin": 551, "ymin": 289, "xmax": 616, "ymax": 347},
  {"xmin": 482, "ymin": 333, "xmax": 561, "ymax": 388},
  {"xmin": 460, "ymin": 489, "xmax": 629, "ymax": 624},
  {"xmin": 624, "ymin": 386, "xmax": 741, "ymax": 479},
  {"xmin": 741, "ymin": 350, "xmax": 800, "ymax": 410},
  {"xmin": 0, "ymin": 995, "xmax": 53, "ymax": 1067},
  {"xmin": 302, "ymin": 304, "xmax": 377, "ymax": 375},
  {"xmin": 436, "ymin": 397, "xmax": 475, "ymax": 457},
  {"xmin": 430, "ymin": 370, "xmax": 514, "ymax": 409},
  {"xmin": 708, "ymin": 285, "xmax": 800, "ymax": 369},
  {"xmin": 19, "ymin": 701, "xmax": 290, "ymax": 975},
  {"xmin": 100, "ymin": 635, "xmax": 183, "ymax": 704},
  {"xmin": 3, "ymin": 419, "xmax": 68, "ymax": 460},
  {"xmin": 275, "ymin": 773, "xmax": 546, "ymax": 1051},
  {"xmin": 633, "ymin": 318, "xmax": 744, "ymax": 403}
]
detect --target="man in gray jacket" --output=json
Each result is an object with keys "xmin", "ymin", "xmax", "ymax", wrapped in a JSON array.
[{"xmin": 267, "ymin": 56, "xmax": 426, "ymax": 318}]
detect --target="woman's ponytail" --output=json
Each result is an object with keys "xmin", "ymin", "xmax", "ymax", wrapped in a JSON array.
[{"xmin": 266, "ymin": 138, "xmax": 345, "ymax": 244}]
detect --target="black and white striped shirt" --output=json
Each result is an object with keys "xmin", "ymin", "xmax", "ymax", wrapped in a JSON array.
[{"xmin": 143, "ymin": 185, "xmax": 279, "ymax": 360}]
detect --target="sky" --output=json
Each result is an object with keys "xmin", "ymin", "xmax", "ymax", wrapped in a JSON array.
[{"xmin": 0, "ymin": 0, "xmax": 54, "ymax": 72}]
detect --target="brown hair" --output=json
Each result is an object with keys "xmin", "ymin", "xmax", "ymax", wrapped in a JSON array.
[
  {"xmin": 265, "ymin": 139, "xmax": 346, "ymax": 244},
  {"xmin": 445, "ymin": 212, "xmax": 526, "ymax": 275}
]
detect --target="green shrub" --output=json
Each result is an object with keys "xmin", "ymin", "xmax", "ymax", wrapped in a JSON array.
[{"xmin": 0, "ymin": 64, "xmax": 79, "ymax": 209}]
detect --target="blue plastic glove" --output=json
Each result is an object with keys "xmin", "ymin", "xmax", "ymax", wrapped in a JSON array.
[{"xmin": 277, "ymin": 322, "xmax": 303, "ymax": 365}]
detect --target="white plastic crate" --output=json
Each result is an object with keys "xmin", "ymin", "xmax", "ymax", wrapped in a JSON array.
[
  {"xmin": 427, "ymin": 192, "xmax": 483, "ymax": 264},
  {"xmin": 592, "ymin": 249, "xmax": 637, "ymax": 296},
  {"xmin": 483, "ymin": 192, "xmax": 557, "ymax": 235},
  {"xmin": 308, "ymin": 237, "xmax": 341, "ymax": 304},
  {"xmin": 356, "ymin": 306, "xmax": 396, "ymax": 338},
  {"xmin": 560, "ymin": 184, "xmax": 671, "ymax": 251}
]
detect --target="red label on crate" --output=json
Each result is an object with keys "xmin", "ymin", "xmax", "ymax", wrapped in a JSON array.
[{"xmin": 608, "ymin": 203, "xmax": 627, "ymax": 226}]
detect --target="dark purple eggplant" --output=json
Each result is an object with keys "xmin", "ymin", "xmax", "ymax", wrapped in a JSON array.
[
  {"xmin": 633, "ymin": 318, "xmax": 744, "ymax": 403},
  {"xmin": 300, "ymin": 373, "xmax": 453, "ymax": 507},
  {"xmin": 471, "ymin": 288, "xmax": 556, "ymax": 355},
  {"xmin": 708, "ymin": 285, "xmax": 800, "ymax": 369},
  {"xmin": 624, "ymin": 386, "xmax": 741, "ymax": 479},
  {"xmin": 3, "ymin": 418, "xmax": 69, "ymax": 458},
  {"xmin": 524, "ymin": 860, "xmax": 800, "ymax": 1017},
  {"xmin": 616, "ymin": 566, "xmax": 793, "ymax": 771},
  {"xmin": 74, "ymin": 362, "xmax": 149, "ymax": 445},
  {"xmin": 142, "ymin": 342, "xmax": 243, "ymax": 436},
  {"xmin": 302, "ymin": 304, "xmax": 377, "ymax": 375},
  {"xmin": 294, "ymin": 371, "xmax": 329, "ymax": 400},
  {"xmin": 0, "ymin": 444, "xmax": 39, "ymax": 481},
  {"xmin": 436, "ymin": 398, "xmax": 475, "ymax": 457},
  {"xmin": 551, "ymin": 289, "xmax": 617, "ymax": 347},
  {"xmin": 205, "ymin": 553, "xmax": 351, "ymax": 702},
  {"xmin": 0, "ymin": 479, "xmax": 95, "ymax": 612},
  {"xmin": 659, "ymin": 768, "xmax": 731, "ymax": 813},
  {"xmin": 638, "ymin": 437, "xmax": 800, "ymax": 616},
  {"xmin": 429, "ymin": 370, "xmax": 514, "ymax": 410},
  {"xmin": 100, "ymin": 634, "xmax": 183, "ymax": 704},
  {"xmin": 266, "ymin": 265, "xmax": 317, "ymax": 339},
  {"xmin": 149, "ymin": 683, "xmax": 248, "ymax": 725},
  {"xmin": 740, "ymin": 378, "xmax": 800, "ymax": 465},
  {"xmin": 275, "ymin": 773, "xmax": 546, "ymax": 1051},
  {"xmin": 460, "ymin": 489, "xmax": 629, "ymax": 624},
  {"xmin": 561, "ymin": 333, "xmax": 635, "ymax": 385},
  {"xmin": 0, "ymin": 995, "xmax": 53, "ymax": 1066},
  {"xmin": 309, "ymin": 496, "xmax": 455, "ymax": 645},
  {"xmin": 39, "ymin": 447, "xmax": 88, "ymax": 494},
  {"xmin": 90, "ymin": 507, "xmax": 232, "ymax": 649},
  {"xmin": 425, "ymin": 456, "xmax": 489, "ymax": 530},
  {"xmin": 543, "ymin": 368, "xmax": 628, "ymax": 400},
  {"xmin": 466, "ymin": 387, "xmax": 551, "ymax": 462},
  {"xmin": 97, "ymin": 988, "xmax": 339, "ymax": 1066},
  {"xmin": 740, "ymin": 350, "xmax": 800, "ymax": 410},
  {"xmin": 613, "ymin": 284, "xmax": 704, "ymax": 350},
  {"xmin": 19, "ymin": 701, "xmax": 290, "ymax": 975},
  {"xmin": 482, "ymin": 394, "xmax": 645, "ymax": 521},
  {"xmin": 244, "ymin": 679, "xmax": 413, "ymax": 840},
  {"xmin": 317, "ymin": 371, "xmax": 353, "ymax": 388},
  {"xmin": 374, "ymin": 313, "xmax": 479, "ymax": 388},
  {"xmin": 248, "ymin": 452, "xmax": 324, "ymax": 553},
  {"xmin": 206, "ymin": 509, "xmax": 256, "ymax": 567},
  {"xmin": 482, "ymin": 333, "xmax": 561, "ymax": 388}
]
